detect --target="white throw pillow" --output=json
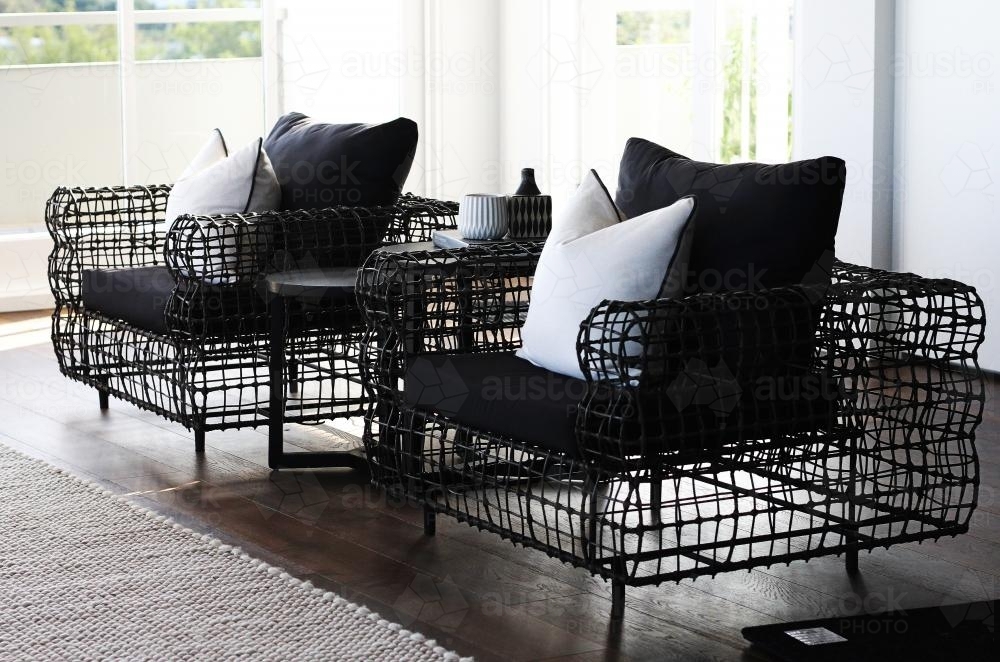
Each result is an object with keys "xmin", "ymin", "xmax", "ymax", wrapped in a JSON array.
[
  {"xmin": 516, "ymin": 169, "xmax": 697, "ymax": 379},
  {"xmin": 179, "ymin": 127, "xmax": 229, "ymax": 180},
  {"xmin": 166, "ymin": 136, "xmax": 280, "ymax": 221},
  {"xmin": 157, "ymin": 129, "xmax": 229, "ymax": 236},
  {"xmin": 165, "ymin": 137, "xmax": 281, "ymax": 284}
]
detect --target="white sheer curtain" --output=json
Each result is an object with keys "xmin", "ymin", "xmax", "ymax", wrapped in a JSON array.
[
  {"xmin": 500, "ymin": 0, "xmax": 794, "ymax": 206},
  {"xmin": 275, "ymin": 0, "xmax": 502, "ymax": 201}
]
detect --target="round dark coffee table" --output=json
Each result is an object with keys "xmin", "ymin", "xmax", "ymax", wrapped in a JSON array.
[{"xmin": 265, "ymin": 267, "xmax": 359, "ymax": 300}]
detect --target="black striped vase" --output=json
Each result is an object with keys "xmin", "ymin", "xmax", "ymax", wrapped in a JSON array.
[{"xmin": 507, "ymin": 195, "xmax": 552, "ymax": 239}]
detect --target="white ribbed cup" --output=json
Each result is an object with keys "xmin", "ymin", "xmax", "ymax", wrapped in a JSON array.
[{"xmin": 458, "ymin": 194, "xmax": 509, "ymax": 240}]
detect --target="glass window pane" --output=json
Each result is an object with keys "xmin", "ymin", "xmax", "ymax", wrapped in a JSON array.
[
  {"xmin": 0, "ymin": 24, "xmax": 117, "ymax": 64},
  {"xmin": 0, "ymin": 63, "xmax": 122, "ymax": 231},
  {"xmin": 617, "ymin": 10, "xmax": 690, "ymax": 46},
  {"xmin": 130, "ymin": 5, "xmax": 267, "ymax": 184},
  {"xmin": 717, "ymin": 0, "xmax": 793, "ymax": 162},
  {"xmin": 614, "ymin": 4, "xmax": 694, "ymax": 159},
  {"xmin": 135, "ymin": 21, "xmax": 260, "ymax": 60},
  {"xmin": 1, "ymin": 3, "xmax": 123, "ymax": 231},
  {"xmin": 718, "ymin": 3, "xmax": 752, "ymax": 162}
]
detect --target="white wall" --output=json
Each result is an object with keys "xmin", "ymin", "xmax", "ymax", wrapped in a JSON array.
[
  {"xmin": 424, "ymin": 0, "xmax": 502, "ymax": 200},
  {"xmin": 792, "ymin": 0, "xmax": 894, "ymax": 268},
  {"xmin": 894, "ymin": 0, "xmax": 1000, "ymax": 369}
]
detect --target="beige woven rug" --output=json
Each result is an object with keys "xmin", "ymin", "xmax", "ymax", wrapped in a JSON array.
[{"xmin": 0, "ymin": 443, "xmax": 469, "ymax": 661}]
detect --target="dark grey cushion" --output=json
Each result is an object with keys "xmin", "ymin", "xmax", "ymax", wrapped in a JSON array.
[
  {"xmin": 81, "ymin": 267, "xmax": 175, "ymax": 333},
  {"xmin": 404, "ymin": 353, "xmax": 586, "ymax": 457},
  {"xmin": 616, "ymin": 137, "xmax": 846, "ymax": 293},
  {"xmin": 264, "ymin": 113, "xmax": 418, "ymax": 210},
  {"xmin": 403, "ymin": 351, "xmax": 840, "ymax": 459}
]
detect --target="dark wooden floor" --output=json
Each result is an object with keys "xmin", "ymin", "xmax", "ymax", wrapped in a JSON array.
[{"xmin": 2, "ymin": 309, "xmax": 999, "ymax": 661}]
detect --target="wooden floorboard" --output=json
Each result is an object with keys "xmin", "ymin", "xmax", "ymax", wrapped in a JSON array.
[{"xmin": 2, "ymin": 310, "xmax": 999, "ymax": 661}]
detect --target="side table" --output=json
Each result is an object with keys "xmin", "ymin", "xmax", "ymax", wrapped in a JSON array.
[{"xmin": 265, "ymin": 267, "xmax": 368, "ymax": 470}]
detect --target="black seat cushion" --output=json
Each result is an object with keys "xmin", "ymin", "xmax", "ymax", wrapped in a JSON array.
[
  {"xmin": 404, "ymin": 352, "xmax": 840, "ymax": 460},
  {"xmin": 264, "ymin": 113, "xmax": 418, "ymax": 210},
  {"xmin": 615, "ymin": 137, "xmax": 846, "ymax": 293},
  {"xmin": 404, "ymin": 353, "xmax": 587, "ymax": 457},
  {"xmin": 82, "ymin": 266, "xmax": 360, "ymax": 337},
  {"xmin": 82, "ymin": 266, "xmax": 175, "ymax": 334}
]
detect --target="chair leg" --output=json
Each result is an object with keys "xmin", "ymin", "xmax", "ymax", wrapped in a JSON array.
[
  {"xmin": 611, "ymin": 576, "xmax": 626, "ymax": 623},
  {"xmin": 403, "ymin": 411, "xmax": 427, "ymax": 496},
  {"xmin": 96, "ymin": 375, "xmax": 109, "ymax": 410},
  {"xmin": 846, "ymin": 548, "xmax": 859, "ymax": 574},
  {"xmin": 423, "ymin": 502, "xmax": 436, "ymax": 536},
  {"xmin": 845, "ymin": 432, "xmax": 860, "ymax": 575},
  {"xmin": 194, "ymin": 430, "xmax": 205, "ymax": 454}
]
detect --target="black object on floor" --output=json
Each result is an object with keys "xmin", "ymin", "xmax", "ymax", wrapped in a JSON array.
[{"xmin": 742, "ymin": 600, "xmax": 996, "ymax": 661}]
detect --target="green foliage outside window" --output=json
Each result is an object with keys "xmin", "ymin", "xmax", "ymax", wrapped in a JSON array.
[
  {"xmin": 617, "ymin": 10, "xmax": 690, "ymax": 46},
  {"xmin": 720, "ymin": 19, "xmax": 794, "ymax": 162},
  {"xmin": 1, "ymin": 1, "xmax": 117, "ymax": 65},
  {"xmin": 719, "ymin": 20, "xmax": 757, "ymax": 163},
  {"xmin": 135, "ymin": 21, "xmax": 259, "ymax": 60},
  {"xmin": 0, "ymin": 0, "xmax": 259, "ymax": 65},
  {"xmin": 0, "ymin": 1, "xmax": 116, "ymax": 10}
]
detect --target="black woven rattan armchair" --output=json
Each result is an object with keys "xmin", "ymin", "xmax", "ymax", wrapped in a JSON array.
[
  {"xmin": 47, "ymin": 185, "xmax": 457, "ymax": 450},
  {"xmin": 357, "ymin": 245, "xmax": 985, "ymax": 621}
]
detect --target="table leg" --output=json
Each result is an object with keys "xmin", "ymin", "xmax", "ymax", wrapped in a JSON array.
[
  {"xmin": 267, "ymin": 293, "xmax": 367, "ymax": 471},
  {"xmin": 268, "ymin": 295, "xmax": 286, "ymax": 470}
]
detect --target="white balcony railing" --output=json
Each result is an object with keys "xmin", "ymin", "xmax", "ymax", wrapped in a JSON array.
[{"xmin": 0, "ymin": 3, "xmax": 279, "ymax": 234}]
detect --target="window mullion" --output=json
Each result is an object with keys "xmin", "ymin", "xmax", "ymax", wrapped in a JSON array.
[
  {"xmin": 117, "ymin": 0, "xmax": 138, "ymax": 186},
  {"xmin": 740, "ymin": 4, "xmax": 752, "ymax": 161},
  {"xmin": 690, "ymin": 0, "xmax": 719, "ymax": 161},
  {"xmin": 261, "ymin": 0, "xmax": 282, "ymax": 131}
]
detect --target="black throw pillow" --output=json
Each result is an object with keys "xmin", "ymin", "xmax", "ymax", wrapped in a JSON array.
[
  {"xmin": 264, "ymin": 113, "xmax": 418, "ymax": 210},
  {"xmin": 615, "ymin": 137, "xmax": 846, "ymax": 293}
]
